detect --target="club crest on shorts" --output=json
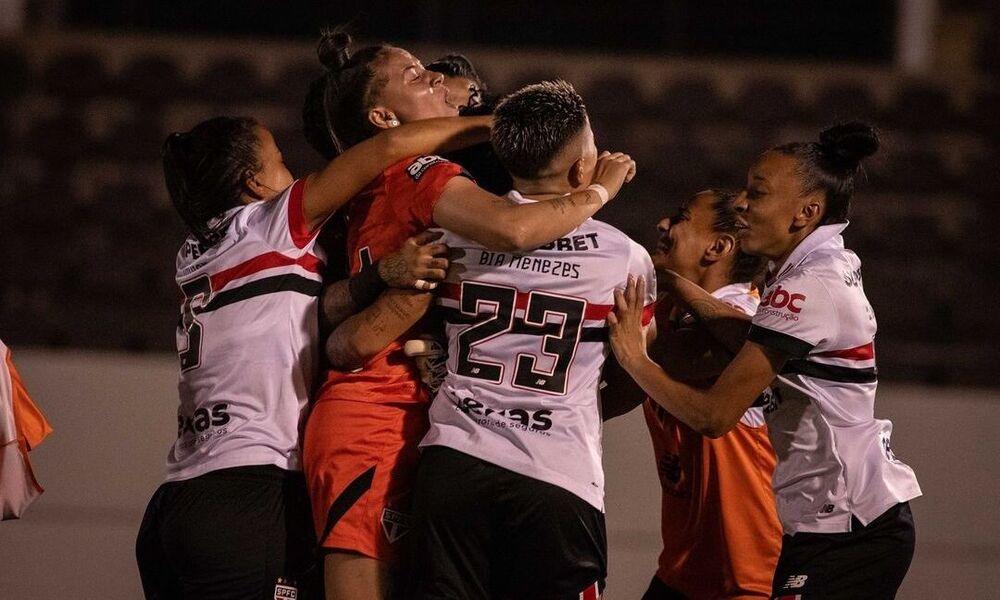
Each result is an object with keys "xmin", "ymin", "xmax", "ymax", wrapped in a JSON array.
[
  {"xmin": 273, "ymin": 578, "xmax": 298, "ymax": 599},
  {"xmin": 380, "ymin": 507, "xmax": 412, "ymax": 543}
]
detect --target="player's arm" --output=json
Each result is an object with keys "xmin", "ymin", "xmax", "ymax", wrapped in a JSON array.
[
  {"xmin": 326, "ymin": 290, "xmax": 433, "ymax": 371},
  {"xmin": 659, "ymin": 269, "xmax": 752, "ymax": 355},
  {"xmin": 608, "ymin": 277, "xmax": 787, "ymax": 437},
  {"xmin": 600, "ymin": 320, "xmax": 656, "ymax": 421},
  {"xmin": 432, "ymin": 151, "xmax": 636, "ymax": 252},
  {"xmin": 303, "ymin": 116, "xmax": 492, "ymax": 230},
  {"xmin": 320, "ymin": 231, "xmax": 449, "ymax": 331}
]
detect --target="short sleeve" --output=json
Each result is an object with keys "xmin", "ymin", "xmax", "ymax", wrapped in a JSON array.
[
  {"xmin": 252, "ymin": 178, "xmax": 319, "ymax": 252},
  {"xmin": 748, "ymin": 273, "xmax": 838, "ymax": 359},
  {"xmin": 394, "ymin": 156, "xmax": 471, "ymax": 227},
  {"xmin": 628, "ymin": 242, "xmax": 658, "ymax": 326}
]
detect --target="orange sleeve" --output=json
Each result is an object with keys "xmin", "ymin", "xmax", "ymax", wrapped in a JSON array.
[
  {"xmin": 5, "ymin": 349, "xmax": 53, "ymax": 451},
  {"xmin": 394, "ymin": 156, "xmax": 470, "ymax": 227}
]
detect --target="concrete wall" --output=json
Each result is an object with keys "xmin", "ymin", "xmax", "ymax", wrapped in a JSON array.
[{"xmin": 0, "ymin": 349, "xmax": 997, "ymax": 599}]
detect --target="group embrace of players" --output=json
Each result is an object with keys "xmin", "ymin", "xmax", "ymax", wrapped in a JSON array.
[{"xmin": 135, "ymin": 28, "xmax": 922, "ymax": 600}]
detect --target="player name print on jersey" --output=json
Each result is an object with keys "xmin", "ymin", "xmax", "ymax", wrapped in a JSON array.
[{"xmin": 422, "ymin": 190, "xmax": 657, "ymax": 511}]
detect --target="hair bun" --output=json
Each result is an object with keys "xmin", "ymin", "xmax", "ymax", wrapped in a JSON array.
[
  {"xmin": 317, "ymin": 28, "xmax": 352, "ymax": 71},
  {"xmin": 819, "ymin": 121, "xmax": 879, "ymax": 171}
]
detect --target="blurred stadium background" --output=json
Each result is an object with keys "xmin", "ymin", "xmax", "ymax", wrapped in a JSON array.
[{"xmin": 1, "ymin": 1, "xmax": 998, "ymax": 598}]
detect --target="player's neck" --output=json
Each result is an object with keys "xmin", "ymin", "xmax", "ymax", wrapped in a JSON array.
[
  {"xmin": 510, "ymin": 176, "xmax": 577, "ymax": 200},
  {"xmin": 699, "ymin": 264, "xmax": 733, "ymax": 295}
]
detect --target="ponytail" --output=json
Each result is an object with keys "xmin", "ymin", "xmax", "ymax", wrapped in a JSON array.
[
  {"xmin": 162, "ymin": 116, "xmax": 260, "ymax": 245},
  {"xmin": 302, "ymin": 28, "xmax": 392, "ymax": 160}
]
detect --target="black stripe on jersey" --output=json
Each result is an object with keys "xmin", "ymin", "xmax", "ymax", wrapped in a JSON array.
[
  {"xmin": 782, "ymin": 360, "xmax": 878, "ymax": 383},
  {"xmin": 747, "ymin": 324, "xmax": 814, "ymax": 359},
  {"xmin": 440, "ymin": 308, "xmax": 608, "ymax": 342},
  {"xmin": 199, "ymin": 274, "xmax": 321, "ymax": 315}
]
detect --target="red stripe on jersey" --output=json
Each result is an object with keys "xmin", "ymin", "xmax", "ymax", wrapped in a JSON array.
[
  {"xmin": 579, "ymin": 581, "xmax": 600, "ymax": 600},
  {"xmin": 816, "ymin": 341, "xmax": 875, "ymax": 360},
  {"xmin": 287, "ymin": 179, "xmax": 314, "ymax": 249},
  {"xmin": 209, "ymin": 251, "xmax": 323, "ymax": 291},
  {"xmin": 439, "ymin": 282, "xmax": 654, "ymax": 324}
]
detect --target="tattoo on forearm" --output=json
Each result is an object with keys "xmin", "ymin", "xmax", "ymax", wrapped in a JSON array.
[
  {"xmin": 322, "ymin": 281, "xmax": 359, "ymax": 330},
  {"xmin": 379, "ymin": 254, "xmax": 408, "ymax": 287}
]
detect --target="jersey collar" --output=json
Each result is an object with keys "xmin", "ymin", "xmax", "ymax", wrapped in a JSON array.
[{"xmin": 767, "ymin": 222, "xmax": 849, "ymax": 285}]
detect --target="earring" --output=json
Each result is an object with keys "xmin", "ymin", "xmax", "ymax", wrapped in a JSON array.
[{"xmin": 389, "ymin": 119, "xmax": 400, "ymax": 127}]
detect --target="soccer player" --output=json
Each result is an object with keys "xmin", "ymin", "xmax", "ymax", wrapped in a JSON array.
[
  {"xmin": 406, "ymin": 80, "xmax": 656, "ymax": 600},
  {"xmin": 299, "ymin": 32, "xmax": 637, "ymax": 600},
  {"xmin": 135, "ymin": 114, "xmax": 492, "ymax": 600},
  {"xmin": 603, "ymin": 189, "xmax": 782, "ymax": 599},
  {"xmin": 608, "ymin": 123, "xmax": 922, "ymax": 600}
]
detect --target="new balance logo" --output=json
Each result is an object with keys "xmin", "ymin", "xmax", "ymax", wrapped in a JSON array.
[{"xmin": 784, "ymin": 574, "xmax": 808, "ymax": 589}]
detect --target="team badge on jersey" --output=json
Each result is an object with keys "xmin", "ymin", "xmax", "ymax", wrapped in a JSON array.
[
  {"xmin": 381, "ymin": 507, "xmax": 412, "ymax": 543},
  {"xmin": 273, "ymin": 578, "xmax": 298, "ymax": 599}
]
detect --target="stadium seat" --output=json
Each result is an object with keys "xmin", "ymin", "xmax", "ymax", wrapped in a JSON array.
[
  {"xmin": 117, "ymin": 54, "xmax": 189, "ymax": 104},
  {"xmin": 42, "ymin": 49, "xmax": 109, "ymax": 98},
  {"xmin": 270, "ymin": 58, "xmax": 321, "ymax": 103},
  {"xmin": 889, "ymin": 82, "xmax": 958, "ymax": 131},
  {"xmin": 194, "ymin": 57, "xmax": 264, "ymax": 103},
  {"xmin": 652, "ymin": 76, "xmax": 729, "ymax": 123},
  {"xmin": 812, "ymin": 81, "xmax": 880, "ymax": 126},
  {"xmin": 736, "ymin": 77, "xmax": 804, "ymax": 126},
  {"xmin": 0, "ymin": 45, "xmax": 31, "ymax": 99}
]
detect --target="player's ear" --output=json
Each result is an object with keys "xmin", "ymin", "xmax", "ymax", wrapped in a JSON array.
[
  {"xmin": 368, "ymin": 107, "xmax": 399, "ymax": 130},
  {"xmin": 243, "ymin": 173, "xmax": 268, "ymax": 203},
  {"xmin": 705, "ymin": 234, "xmax": 736, "ymax": 262},
  {"xmin": 569, "ymin": 156, "xmax": 587, "ymax": 188},
  {"xmin": 793, "ymin": 193, "xmax": 824, "ymax": 228}
]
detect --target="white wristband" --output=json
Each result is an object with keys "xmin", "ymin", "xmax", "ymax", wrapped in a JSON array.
[{"xmin": 586, "ymin": 183, "xmax": 610, "ymax": 206}]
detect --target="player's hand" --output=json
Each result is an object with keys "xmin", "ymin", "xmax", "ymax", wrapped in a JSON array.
[
  {"xmin": 608, "ymin": 275, "xmax": 650, "ymax": 369},
  {"xmin": 379, "ymin": 230, "xmax": 450, "ymax": 291},
  {"xmin": 592, "ymin": 150, "xmax": 637, "ymax": 201}
]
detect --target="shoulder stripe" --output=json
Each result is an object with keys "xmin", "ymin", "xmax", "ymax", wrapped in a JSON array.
[{"xmin": 208, "ymin": 251, "xmax": 322, "ymax": 292}]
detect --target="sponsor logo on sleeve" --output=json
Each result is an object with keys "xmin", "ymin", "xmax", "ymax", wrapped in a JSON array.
[
  {"xmin": 759, "ymin": 285, "xmax": 806, "ymax": 321},
  {"xmin": 406, "ymin": 155, "xmax": 446, "ymax": 181}
]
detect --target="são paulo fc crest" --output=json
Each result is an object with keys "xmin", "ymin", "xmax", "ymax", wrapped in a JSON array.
[
  {"xmin": 273, "ymin": 578, "xmax": 298, "ymax": 599},
  {"xmin": 381, "ymin": 507, "xmax": 412, "ymax": 544}
]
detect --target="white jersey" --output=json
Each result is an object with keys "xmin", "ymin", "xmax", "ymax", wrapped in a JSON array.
[
  {"xmin": 746, "ymin": 223, "xmax": 921, "ymax": 534},
  {"xmin": 166, "ymin": 179, "xmax": 326, "ymax": 482},
  {"xmin": 707, "ymin": 282, "xmax": 766, "ymax": 428},
  {"xmin": 421, "ymin": 191, "xmax": 657, "ymax": 511}
]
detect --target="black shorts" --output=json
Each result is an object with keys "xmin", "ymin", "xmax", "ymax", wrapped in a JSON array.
[
  {"xmin": 135, "ymin": 465, "xmax": 322, "ymax": 600},
  {"xmin": 405, "ymin": 445, "xmax": 607, "ymax": 600},
  {"xmin": 771, "ymin": 502, "xmax": 915, "ymax": 600}
]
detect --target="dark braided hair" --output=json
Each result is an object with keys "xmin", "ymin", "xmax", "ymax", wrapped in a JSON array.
[
  {"xmin": 772, "ymin": 121, "xmax": 880, "ymax": 225},
  {"xmin": 162, "ymin": 116, "xmax": 260, "ymax": 245},
  {"xmin": 706, "ymin": 190, "xmax": 766, "ymax": 284},
  {"xmin": 302, "ymin": 29, "xmax": 392, "ymax": 160}
]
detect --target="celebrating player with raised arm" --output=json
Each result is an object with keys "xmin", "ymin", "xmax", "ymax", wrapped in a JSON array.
[
  {"xmin": 298, "ymin": 30, "xmax": 637, "ymax": 600},
  {"xmin": 405, "ymin": 80, "xmax": 655, "ymax": 600},
  {"xmin": 608, "ymin": 123, "xmax": 921, "ymax": 600},
  {"xmin": 135, "ymin": 113, "xmax": 491, "ymax": 600},
  {"xmin": 602, "ymin": 189, "xmax": 782, "ymax": 599}
]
